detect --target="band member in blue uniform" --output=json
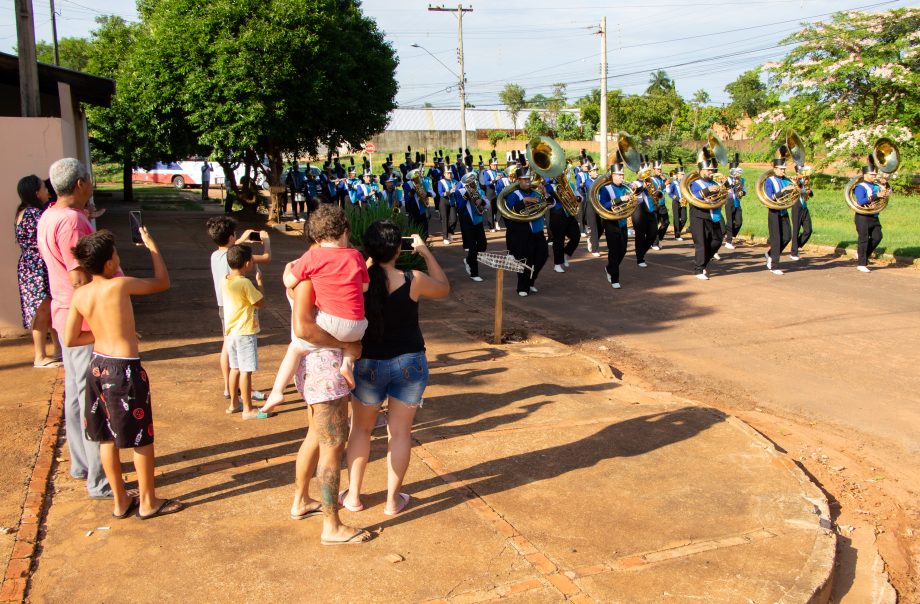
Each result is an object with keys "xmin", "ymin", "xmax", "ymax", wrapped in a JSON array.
[
  {"xmin": 382, "ymin": 175, "xmax": 403, "ymax": 211},
  {"xmin": 631, "ymin": 157, "xmax": 658, "ymax": 267},
  {"xmin": 284, "ymin": 161, "xmax": 306, "ymax": 221},
  {"xmin": 450, "ymin": 149, "xmax": 467, "ymax": 182},
  {"xmin": 494, "ymin": 157, "xmax": 517, "ymax": 198},
  {"xmin": 399, "ymin": 146, "xmax": 412, "ymax": 179},
  {"xmin": 789, "ymin": 163, "xmax": 813, "ymax": 260},
  {"xmin": 580, "ymin": 161, "xmax": 602, "ymax": 257},
  {"xmin": 403, "ymin": 171, "xmax": 429, "ymax": 240},
  {"xmin": 763, "ymin": 152, "xmax": 794, "ymax": 275},
  {"xmin": 355, "ymin": 168, "xmax": 376, "ymax": 208},
  {"xmin": 688, "ymin": 150, "xmax": 724, "ymax": 280},
  {"xmin": 547, "ymin": 175, "xmax": 581, "ymax": 273},
  {"xmin": 320, "ymin": 162, "xmax": 336, "ymax": 204},
  {"xmin": 575, "ymin": 157, "xmax": 590, "ymax": 235},
  {"xmin": 380, "ymin": 154, "xmax": 395, "ymax": 185},
  {"xmin": 723, "ymin": 154, "xmax": 746, "ymax": 249},
  {"xmin": 853, "ymin": 154, "xmax": 888, "ymax": 273},
  {"xmin": 669, "ymin": 161, "xmax": 687, "ymax": 240},
  {"xmin": 454, "ymin": 172, "xmax": 488, "ymax": 282},
  {"xmin": 304, "ymin": 166, "xmax": 320, "ymax": 214},
  {"xmin": 503, "ymin": 167, "xmax": 548, "ymax": 297},
  {"xmin": 650, "ymin": 152, "xmax": 670, "ymax": 249},
  {"xmin": 596, "ymin": 156, "xmax": 631, "ymax": 289},
  {"xmin": 345, "ymin": 163, "xmax": 361, "ymax": 206},
  {"xmin": 437, "ymin": 161, "xmax": 458, "ymax": 245}
]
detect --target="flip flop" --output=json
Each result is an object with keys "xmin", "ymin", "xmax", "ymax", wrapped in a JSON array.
[
  {"xmin": 112, "ymin": 497, "xmax": 139, "ymax": 519},
  {"xmin": 33, "ymin": 359, "xmax": 62, "ymax": 368},
  {"xmin": 225, "ymin": 406, "xmax": 242, "ymax": 414},
  {"xmin": 242, "ymin": 411, "xmax": 272, "ymax": 420},
  {"xmin": 137, "ymin": 498, "xmax": 184, "ymax": 520},
  {"xmin": 338, "ymin": 489, "xmax": 364, "ymax": 512},
  {"xmin": 321, "ymin": 528, "xmax": 373, "ymax": 546},
  {"xmin": 384, "ymin": 493, "xmax": 411, "ymax": 516},
  {"xmin": 290, "ymin": 505, "xmax": 323, "ymax": 520},
  {"xmin": 89, "ymin": 487, "xmax": 139, "ymax": 501}
]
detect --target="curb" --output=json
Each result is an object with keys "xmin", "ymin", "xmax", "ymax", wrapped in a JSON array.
[
  {"xmin": 738, "ymin": 234, "xmax": 919, "ymax": 267},
  {"xmin": 0, "ymin": 368, "xmax": 65, "ymax": 603}
]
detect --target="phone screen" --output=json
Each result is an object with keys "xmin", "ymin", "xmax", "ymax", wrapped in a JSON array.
[
  {"xmin": 249, "ymin": 231, "xmax": 262, "ymax": 242},
  {"xmin": 129, "ymin": 210, "xmax": 143, "ymax": 245},
  {"xmin": 400, "ymin": 237, "xmax": 415, "ymax": 251}
]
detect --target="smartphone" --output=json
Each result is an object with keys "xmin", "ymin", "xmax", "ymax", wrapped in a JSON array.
[
  {"xmin": 129, "ymin": 210, "xmax": 143, "ymax": 245},
  {"xmin": 400, "ymin": 237, "xmax": 415, "ymax": 251},
  {"xmin": 248, "ymin": 231, "xmax": 262, "ymax": 242}
]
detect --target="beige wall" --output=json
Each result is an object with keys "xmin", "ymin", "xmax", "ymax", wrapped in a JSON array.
[{"xmin": 1, "ymin": 116, "xmax": 74, "ymax": 337}]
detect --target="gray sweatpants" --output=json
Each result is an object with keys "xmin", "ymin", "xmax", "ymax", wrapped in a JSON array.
[{"xmin": 59, "ymin": 338, "xmax": 110, "ymax": 497}]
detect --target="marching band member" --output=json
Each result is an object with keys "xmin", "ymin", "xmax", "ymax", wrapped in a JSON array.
[
  {"xmin": 546, "ymin": 174, "xmax": 581, "ymax": 273},
  {"xmin": 763, "ymin": 154, "xmax": 793, "ymax": 275},
  {"xmin": 345, "ymin": 162, "xmax": 361, "ymax": 206},
  {"xmin": 382, "ymin": 174, "xmax": 403, "ymax": 211},
  {"xmin": 723, "ymin": 155, "xmax": 746, "ymax": 249},
  {"xmin": 454, "ymin": 172, "xmax": 487, "ymax": 282},
  {"xmin": 402, "ymin": 169, "xmax": 429, "ymax": 240},
  {"xmin": 580, "ymin": 161, "xmax": 602, "ymax": 257},
  {"xmin": 399, "ymin": 146, "xmax": 412, "ymax": 179},
  {"xmin": 689, "ymin": 151, "xmax": 724, "ymax": 280},
  {"xmin": 650, "ymin": 152, "xmax": 669, "ymax": 250},
  {"xmin": 427, "ymin": 151, "xmax": 443, "ymax": 222},
  {"xmin": 437, "ymin": 160, "xmax": 458, "ymax": 245},
  {"xmin": 575, "ymin": 156, "xmax": 590, "ymax": 235},
  {"xmin": 789, "ymin": 164, "xmax": 813, "ymax": 260},
  {"xmin": 503, "ymin": 167, "xmax": 548, "ymax": 297},
  {"xmin": 320, "ymin": 162, "xmax": 336, "ymax": 204},
  {"xmin": 380, "ymin": 154, "xmax": 395, "ymax": 185},
  {"xmin": 853, "ymin": 155, "xmax": 888, "ymax": 272},
  {"xmin": 669, "ymin": 161, "xmax": 687, "ymax": 240},
  {"xmin": 631, "ymin": 157, "xmax": 658, "ymax": 267},
  {"xmin": 596, "ymin": 155, "xmax": 630, "ymax": 289},
  {"xmin": 481, "ymin": 154, "xmax": 503, "ymax": 232},
  {"xmin": 355, "ymin": 168, "xmax": 375, "ymax": 208},
  {"xmin": 450, "ymin": 149, "xmax": 467, "ymax": 182}
]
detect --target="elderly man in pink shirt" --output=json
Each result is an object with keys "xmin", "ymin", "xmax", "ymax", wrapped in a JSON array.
[{"xmin": 37, "ymin": 158, "xmax": 111, "ymax": 498}]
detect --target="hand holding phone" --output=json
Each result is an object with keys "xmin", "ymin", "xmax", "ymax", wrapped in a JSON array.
[
  {"xmin": 400, "ymin": 237, "xmax": 415, "ymax": 251},
  {"xmin": 129, "ymin": 210, "xmax": 143, "ymax": 245},
  {"xmin": 248, "ymin": 231, "xmax": 262, "ymax": 242}
]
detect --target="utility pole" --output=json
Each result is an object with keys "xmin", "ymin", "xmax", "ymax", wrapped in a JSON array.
[
  {"xmin": 14, "ymin": 0, "xmax": 41, "ymax": 117},
  {"xmin": 428, "ymin": 4, "xmax": 473, "ymax": 153},
  {"xmin": 50, "ymin": 0, "xmax": 59, "ymax": 65},
  {"xmin": 599, "ymin": 17, "xmax": 608, "ymax": 169}
]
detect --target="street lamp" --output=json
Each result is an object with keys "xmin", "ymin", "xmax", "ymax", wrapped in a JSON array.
[{"xmin": 411, "ymin": 42, "xmax": 467, "ymax": 152}]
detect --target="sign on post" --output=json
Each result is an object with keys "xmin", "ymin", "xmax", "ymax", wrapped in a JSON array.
[
  {"xmin": 365, "ymin": 142, "xmax": 376, "ymax": 154},
  {"xmin": 477, "ymin": 252, "xmax": 534, "ymax": 345}
]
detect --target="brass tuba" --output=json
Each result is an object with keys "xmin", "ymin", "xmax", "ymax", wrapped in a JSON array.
[
  {"xmin": 526, "ymin": 136, "xmax": 581, "ymax": 216},
  {"xmin": 844, "ymin": 138, "xmax": 899, "ymax": 215},
  {"xmin": 587, "ymin": 132, "xmax": 641, "ymax": 221},
  {"xmin": 680, "ymin": 130, "xmax": 729, "ymax": 210},
  {"xmin": 496, "ymin": 177, "xmax": 549, "ymax": 222},
  {"xmin": 405, "ymin": 168, "xmax": 431, "ymax": 206},
  {"xmin": 755, "ymin": 130, "xmax": 806, "ymax": 211}
]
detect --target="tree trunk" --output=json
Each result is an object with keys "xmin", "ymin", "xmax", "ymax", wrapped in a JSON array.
[
  {"xmin": 122, "ymin": 151, "xmax": 133, "ymax": 203},
  {"xmin": 217, "ymin": 160, "xmax": 239, "ymax": 199}
]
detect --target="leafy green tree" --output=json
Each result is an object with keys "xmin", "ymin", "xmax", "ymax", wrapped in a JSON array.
[
  {"xmin": 690, "ymin": 89, "xmax": 711, "ymax": 139},
  {"xmin": 576, "ymin": 89, "xmax": 601, "ymax": 134},
  {"xmin": 487, "ymin": 130, "xmax": 507, "ymax": 148},
  {"xmin": 545, "ymin": 83, "xmax": 567, "ymax": 130},
  {"xmin": 527, "ymin": 93, "xmax": 549, "ymax": 109},
  {"xmin": 524, "ymin": 111, "xmax": 549, "ymax": 139},
  {"xmin": 498, "ymin": 83, "xmax": 526, "ymax": 136},
  {"xmin": 35, "ymin": 38, "xmax": 91, "ymax": 71},
  {"xmin": 646, "ymin": 70, "xmax": 673, "ymax": 95},
  {"xmin": 753, "ymin": 7, "xmax": 918, "ymax": 181},
  {"xmin": 555, "ymin": 112, "xmax": 584, "ymax": 140}
]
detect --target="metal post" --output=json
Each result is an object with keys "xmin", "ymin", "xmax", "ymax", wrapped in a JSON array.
[
  {"xmin": 428, "ymin": 4, "xmax": 473, "ymax": 152},
  {"xmin": 599, "ymin": 17, "xmax": 608, "ymax": 168},
  {"xmin": 50, "ymin": 0, "xmax": 59, "ymax": 65},
  {"xmin": 14, "ymin": 0, "xmax": 41, "ymax": 117},
  {"xmin": 493, "ymin": 270, "xmax": 504, "ymax": 345}
]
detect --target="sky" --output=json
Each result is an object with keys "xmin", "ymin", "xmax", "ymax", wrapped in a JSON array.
[{"xmin": 1, "ymin": 0, "xmax": 914, "ymax": 108}]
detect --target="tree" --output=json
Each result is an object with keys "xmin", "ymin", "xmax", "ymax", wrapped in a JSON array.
[
  {"xmin": 753, "ymin": 7, "xmax": 919, "ymax": 181},
  {"xmin": 498, "ymin": 83, "xmax": 526, "ymax": 136},
  {"xmin": 524, "ymin": 111, "xmax": 549, "ymax": 139},
  {"xmin": 545, "ymin": 83, "xmax": 567, "ymax": 130},
  {"xmin": 576, "ymin": 89, "xmax": 601, "ymax": 134},
  {"xmin": 646, "ymin": 70, "xmax": 673, "ymax": 95},
  {"xmin": 35, "ymin": 38, "xmax": 91, "ymax": 71},
  {"xmin": 724, "ymin": 68, "xmax": 776, "ymax": 135},
  {"xmin": 555, "ymin": 112, "xmax": 584, "ymax": 140},
  {"xmin": 691, "ymin": 89, "xmax": 710, "ymax": 139},
  {"xmin": 527, "ymin": 93, "xmax": 549, "ymax": 109}
]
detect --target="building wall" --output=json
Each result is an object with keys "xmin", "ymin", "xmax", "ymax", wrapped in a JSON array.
[
  {"xmin": 369, "ymin": 130, "xmax": 465, "ymax": 154},
  {"xmin": 0, "ymin": 117, "xmax": 74, "ymax": 337}
]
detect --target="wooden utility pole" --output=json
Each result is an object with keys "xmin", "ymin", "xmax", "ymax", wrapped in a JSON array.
[
  {"xmin": 599, "ymin": 17, "xmax": 608, "ymax": 168},
  {"xmin": 14, "ymin": 0, "xmax": 41, "ymax": 116},
  {"xmin": 50, "ymin": 0, "xmax": 59, "ymax": 65},
  {"xmin": 428, "ymin": 4, "xmax": 473, "ymax": 152}
]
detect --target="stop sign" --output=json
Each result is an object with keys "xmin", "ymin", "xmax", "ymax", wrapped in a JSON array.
[{"xmin": 365, "ymin": 142, "xmax": 376, "ymax": 154}]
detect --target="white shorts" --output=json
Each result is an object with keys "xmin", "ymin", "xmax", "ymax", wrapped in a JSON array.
[
  {"xmin": 227, "ymin": 334, "xmax": 258, "ymax": 372},
  {"xmin": 292, "ymin": 311, "xmax": 367, "ymax": 355}
]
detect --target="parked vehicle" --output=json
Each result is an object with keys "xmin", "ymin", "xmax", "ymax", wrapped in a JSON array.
[{"xmin": 132, "ymin": 160, "xmax": 267, "ymax": 190}]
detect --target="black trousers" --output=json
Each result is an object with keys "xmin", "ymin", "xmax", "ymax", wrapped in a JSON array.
[
  {"xmin": 689, "ymin": 207, "xmax": 723, "ymax": 274},
  {"xmin": 855, "ymin": 214, "xmax": 882, "ymax": 266},
  {"xmin": 631, "ymin": 206, "xmax": 657, "ymax": 263},
  {"xmin": 549, "ymin": 212, "xmax": 581, "ymax": 265},
  {"xmin": 506, "ymin": 222, "xmax": 548, "ymax": 293},
  {"xmin": 583, "ymin": 201, "xmax": 603, "ymax": 253},
  {"xmin": 672, "ymin": 200, "xmax": 687, "ymax": 239},
  {"xmin": 486, "ymin": 190, "xmax": 502, "ymax": 230},
  {"xmin": 602, "ymin": 219, "xmax": 628, "ymax": 283},
  {"xmin": 438, "ymin": 195, "xmax": 457, "ymax": 239},
  {"xmin": 724, "ymin": 204, "xmax": 743, "ymax": 243},
  {"xmin": 336, "ymin": 190, "xmax": 348, "ymax": 208},
  {"xmin": 791, "ymin": 202, "xmax": 812, "ymax": 255},
  {"xmin": 767, "ymin": 209, "xmax": 792, "ymax": 265},
  {"xmin": 654, "ymin": 204, "xmax": 670, "ymax": 245},
  {"xmin": 201, "ymin": 181, "xmax": 210, "ymax": 201},
  {"xmin": 458, "ymin": 212, "xmax": 487, "ymax": 277},
  {"xmin": 407, "ymin": 205, "xmax": 429, "ymax": 240}
]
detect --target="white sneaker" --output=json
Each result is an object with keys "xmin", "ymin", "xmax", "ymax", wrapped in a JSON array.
[
  {"xmin": 591, "ymin": 252, "xmax": 601, "ymax": 257},
  {"xmin": 443, "ymin": 239, "xmax": 450, "ymax": 245},
  {"xmin": 696, "ymin": 273, "xmax": 709, "ymax": 280},
  {"xmin": 713, "ymin": 253, "xmax": 721, "ymax": 260},
  {"xmin": 529, "ymin": 286, "xmax": 538, "ymax": 293},
  {"xmin": 548, "ymin": 241, "xmax": 553, "ymax": 246},
  {"xmin": 857, "ymin": 265, "xmax": 871, "ymax": 273},
  {"xmin": 765, "ymin": 253, "xmax": 772, "ymax": 270},
  {"xmin": 581, "ymin": 231, "xmax": 587, "ymax": 236},
  {"xmin": 554, "ymin": 264, "xmax": 565, "ymax": 273},
  {"xmin": 463, "ymin": 259, "xmax": 471, "ymax": 276},
  {"xmin": 638, "ymin": 262, "xmax": 648, "ymax": 268},
  {"xmin": 651, "ymin": 245, "xmax": 661, "ymax": 251},
  {"xmin": 470, "ymin": 276, "xmax": 484, "ymax": 282},
  {"xmin": 723, "ymin": 242, "xmax": 735, "ymax": 250},
  {"xmin": 771, "ymin": 269, "xmax": 784, "ymax": 276},
  {"xmin": 605, "ymin": 271, "xmax": 612, "ymax": 283},
  {"xmin": 518, "ymin": 291, "xmax": 529, "ymax": 297},
  {"xmin": 789, "ymin": 254, "xmax": 800, "ymax": 261},
  {"xmin": 491, "ymin": 228, "xmax": 497, "ymax": 233},
  {"xmin": 676, "ymin": 237, "xmax": 684, "ymax": 241},
  {"xmin": 564, "ymin": 255, "xmax": 571, "ymax": 267},
  {"xmin": 611, "ymin": 282, "xmax": 621, "ymax": 289}
]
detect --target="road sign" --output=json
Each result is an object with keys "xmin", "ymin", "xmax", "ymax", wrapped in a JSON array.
[{"xmin": 365, "ymin": 142, "xmax": 376, "ymax": 154}]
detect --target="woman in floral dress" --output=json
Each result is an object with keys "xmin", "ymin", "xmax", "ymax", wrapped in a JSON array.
[{"xmin": 15, "ymin": 175, "xmax": 61, "ymax": 368}]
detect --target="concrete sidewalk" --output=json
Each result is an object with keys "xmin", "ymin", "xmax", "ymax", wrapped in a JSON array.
[{"xmin": 22, "ymin": 209, "xmax": 835, "ymax": 602}]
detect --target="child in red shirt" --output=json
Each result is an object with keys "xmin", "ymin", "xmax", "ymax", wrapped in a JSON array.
[{"xmin": 261, "ymin": 207, "xmax": 368, "ymax": 414}]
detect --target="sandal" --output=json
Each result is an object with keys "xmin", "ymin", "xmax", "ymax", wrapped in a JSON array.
[
  {"xmin": 321, "ymin": 528, "xmax": 373, "ymax": 546},
  {"xmin": 384, "ymin": 493, "xmax": 411, "ymax": 516},
  {"xmin": 137, "ymin": 498, "xmax": 184, "ymax": 520}
]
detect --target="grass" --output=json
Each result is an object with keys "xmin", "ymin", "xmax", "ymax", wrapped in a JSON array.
[{"xmin": 95, "ymin": 183, "xmax": 204, "ymax": 211}]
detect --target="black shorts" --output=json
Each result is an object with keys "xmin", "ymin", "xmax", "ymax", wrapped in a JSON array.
[{"xmin": 84, "ymin": 354, "xmax": 154, "ymax": 449}]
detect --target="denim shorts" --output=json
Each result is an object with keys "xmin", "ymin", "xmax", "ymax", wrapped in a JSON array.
[{"xmin": 352, "ymin": 351, "xmax": 429, "ymax": 407}]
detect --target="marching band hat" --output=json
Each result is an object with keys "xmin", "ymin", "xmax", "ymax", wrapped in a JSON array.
[
  {"xmin": 677, "ymin": 158, "xmax": 685, "ymax": 172},
  {"xmin": 349, "ymin": 156, "xmax": 355, "ymax": 166},
  {"xmin": 729, "ymin": 153, "xmax": 742, "ymax": 176},
  {"xmin": 862, "ymin": 153, "xmax": 878, "ymax": 174},
  {"xmin": 348, "ymin": 167, "xmax": 356, "ymax": 175},
  {"xmin": 610, "ymin": 151, "xmax": 626, "ymax": 175},
  {"xmin": 697, "ymin": 147, "xmax": 718, "ymax": 171},
  {"xmin": 489, "ymin": 156, "xmax": 498, "ymax": 165},
  {"xmin": 772, "ymin": 158, "xmax": 786, "ymax": 168},
  {"xmin": 654, "ymin": 150, "xmax": 663, "ymax": 169},
  {"xmin": 772, "ymin": 145, "xmax": 788, "ymax": 169},
  {"xmin": 516, "ymin": 166, "xmax": 532, "ymax": 180}
]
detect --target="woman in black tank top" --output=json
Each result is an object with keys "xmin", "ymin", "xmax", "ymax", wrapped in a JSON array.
[{"xmin": 340, "ymin": 221, "xmax": 450, "ymax": 516}]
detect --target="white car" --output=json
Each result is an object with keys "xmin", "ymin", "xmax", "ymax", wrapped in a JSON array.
[{"xmin": 133, "ymin": 160, "xmax": 266, "ymax": 190}]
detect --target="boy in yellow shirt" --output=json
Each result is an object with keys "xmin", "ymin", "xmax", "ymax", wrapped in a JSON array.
[{"xmin": 221, "ymin": 245, "xmax": 268, "ymax": 420}]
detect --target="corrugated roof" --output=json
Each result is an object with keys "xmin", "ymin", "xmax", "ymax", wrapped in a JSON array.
[{"xmin": 385, "ymin": 108, "xmax": 580, "ymax": 132}]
